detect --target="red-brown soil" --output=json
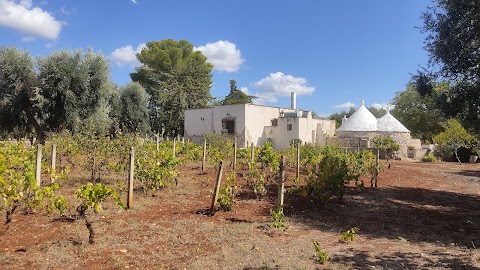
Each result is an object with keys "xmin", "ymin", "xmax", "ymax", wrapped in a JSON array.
[{"xmin": 1, "ymin": 160, "xmax": 479, "ymax": 269}]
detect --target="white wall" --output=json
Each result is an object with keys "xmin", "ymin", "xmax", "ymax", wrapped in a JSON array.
[
  {"xmin": 244, "ymin": 104, "xmax": 296, "ymax": 147},
  {"xmin": 184, "ymin": 108, "xmax": 214, "ymax": 136},
  {"xmin": 184, "ymin": 105, "xmax": 246, "ymax": 136},
  {"xmin": 185, "ymin": 104, "xmax": 334, "ymax": 149},
  {"xmin": 272, "ymin": 116, "xmax": 300, "ymax": 149}
]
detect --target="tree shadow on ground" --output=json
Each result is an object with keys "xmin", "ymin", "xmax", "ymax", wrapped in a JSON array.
[
  {"xmin": 452, "ymin": 170, "xmax": 480, "ymax": 180},
  {"xmin": 285, "ymin": 186, "xmax": 480, "ymax": 248},
  {"xmin": 331, "ymin": 250, "xmax": 480, "ymax": 270}
]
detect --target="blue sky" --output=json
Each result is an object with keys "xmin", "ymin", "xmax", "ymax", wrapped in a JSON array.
[{"xmin": 0, "ymin": 0, "xmax": 430, "ymax": 116}]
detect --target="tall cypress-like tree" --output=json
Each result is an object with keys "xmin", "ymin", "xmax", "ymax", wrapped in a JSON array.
[
  {"xmin": 130, "ymin": 39, "xmax": 213, "ymax": 136},
  {"xmin": 223, "ymin": 80, "xmax": 256, "ymax": 105}
]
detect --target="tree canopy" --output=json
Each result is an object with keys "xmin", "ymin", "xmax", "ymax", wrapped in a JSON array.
[
  {"xmin": 391, "ymin": 81, "xmax": 446, "ymax": 143},
  {"xmin": 0, "ymin": 47, "xmax": 116, "ymax": 143},
  {"xmin": 130, "ymin": 39, "xmax": 213, "ymax": 136},
  {"xmin": 422, "ymin": 0, "xmax": 480, "ymax": 134},
  {"xmin": 433, "ymin": 119, "xmax": 475, "ymax": 164},
  {"xmin": 223, "ymin": 80, "xmax": 256, "ymax": 105},
  {"xmin": 114, "ymin": 82, "xmax": 151, "ymax": 134},
  {"xmin": 38, "ymin": 49, "xmax": 115, "ymax": 135},
  {"xmin": 0, "ymin": 47, "xmax": 37, "ymax": 140}
]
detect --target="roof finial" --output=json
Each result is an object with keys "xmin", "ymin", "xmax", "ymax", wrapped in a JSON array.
[
  {"xmin": 361, "ymin": 99, "xmax": 365, "ymax": 106},
  {"xmin": 386, "ymin": 105, "xmax": 391, "ymax": 114}
]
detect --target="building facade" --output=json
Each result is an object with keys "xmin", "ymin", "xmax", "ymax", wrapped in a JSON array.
[{"xmin": 184, "ymin": 103, "xmax": 336, "ymax": 149}]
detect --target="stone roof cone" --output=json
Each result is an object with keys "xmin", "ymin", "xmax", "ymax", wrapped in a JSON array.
[
  {"xmin": 337, "ymin": 100, "xmax": 377, "ymax": 132},
  {"xmin": 377, "ymin": 109, "xmax": 410, "ymax": 132}
]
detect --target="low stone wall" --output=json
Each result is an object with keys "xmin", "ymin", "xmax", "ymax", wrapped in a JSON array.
[{"xmin": 333, "ymin": 131, "xmax": 417, "ymax": 159}]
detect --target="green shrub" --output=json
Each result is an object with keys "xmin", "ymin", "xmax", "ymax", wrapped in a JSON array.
[
  {"xmin": 421, "ymin": 155, "xmax": 438, "ymax": 162},
  {"xmin": 340, "ymin": 227, "xmax": 359, "ymax": 242},
  {"xmin": 257, "ymin": 140, "xmax": 280, "ymax": 172},
  {"xmin": 372, "ymin": 135, "xmax": 400, "ymax": 161},
  {"xmin": 270, "ymin": 206, "xmax": 286, "ymax": 229},
  {"xmin": 307, "ymin": 146, "xmax": 349, "ymax": 203},
  {"xmin": 204, "ymin": 132, "xmax": 233, "ymax": 166},
  {"xmin": 218, "ymin": 171, "xmax": 237, "ymax": 211}
]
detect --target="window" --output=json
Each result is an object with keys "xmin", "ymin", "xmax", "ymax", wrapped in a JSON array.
[
  {"xmin": 222, "ymin": 119, "xmax": 235, "ymax": 134},
  {"xmin": 287, "ymin": 124, "xmax": 293, "ymax": 131},
  {"xmin": 271, "ymin": 119, "xmax": 278, "ymax": 126}
]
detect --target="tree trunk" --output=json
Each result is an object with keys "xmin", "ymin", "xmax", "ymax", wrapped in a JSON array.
[
  {"xmin": 85, "ymin": 217, "xmax": 95, "ymax": 244},
  {"xmin": 454, "ymin": 148, "xmax": 462, "ymax": 164},
  {"xmin": 23, "ymin": 107, "xmax": 45, "ymax": 145},
  {"xmin": 5, "ymin": 204, "xmax": 17, "ymax": 225}
]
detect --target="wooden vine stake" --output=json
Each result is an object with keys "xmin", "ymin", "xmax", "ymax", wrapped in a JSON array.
[
  {"xmin": 210, "ymin": 161, "xmax": 224, "ymax": 216},
  {"xmin": 233, "ymin": 137, "xmax": 237, "ymax": 170},
  {"xmin": 202, "ymin": 139, "xmax": 207, "ymax": 170},
  {"xmin": 278, "ymin": 155, "xmax": 285, "ymax": 209},
  {"xmin": 296, "ymin": 143, "xmax": 300, "ymax": 179},
  {"xmin": 156, "ymin": 134, "xmax": 159, "ymax": 152},
  {"xmin": 374, "ymin": 148, "xmax": 379, "ymax": 187},
  {"xmin": 172, "ymin": 138, "xmax": 176, "ymax": 158},
  {"xmin": 50, "ymin": 144, "xmax": 57, "ymax": 183},
  {"xmin": 127, "ymin": 147, "xmax": 134, "ymax": 209},
  {"xmin": 35, "ymin": 144, "xmax": 42, "ymax": 187},
  {"xmin": 251, "ymin": 143, "xmax": 255, "ymax": 162}
]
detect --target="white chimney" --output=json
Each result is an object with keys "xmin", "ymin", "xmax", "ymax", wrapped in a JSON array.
[{"xmin": 291, "ymin": 92, "xmax": 296, "ymax": 110}]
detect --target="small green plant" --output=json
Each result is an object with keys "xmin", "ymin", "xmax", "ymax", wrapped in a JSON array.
[
  {"xmin": 270, "ymin": 206, "xmax": 287, "ymax": 229},
  {"xmin": 372, "ymin": 135, "xmax": 400, "ymax": 162},
  {"xmin": 136, "ymin": 147, "xmax": 180, "ymax": 193},
  {"xmin": 53, "ymin": 196, "xmax": 68, "ymax": 215},
  {"xmin": 218, "ymin": 171, "xmax": 237, "ymax": 211},
  {"xmin": 245, "ymin": 160, "xmax": 267, "ymax": 199},
  {"xmin": 0, "ymin": 142, "xmax": 65, "ymax": 227},
  {"xmin": 74, "ymin": 182, "xmax": 124, "ymax": 244},
  {"xmin": 257, "ymin": 141, "xmax": 280, "ymax": 172},
  {"xmin": 421, "ymin": 155, "xmax": 438, "ymax": 162},
  {"xmin": 313, "ymin": 240, "xmax": 329, "ymax": 264},
  {"xmin": 340, "ymin": 227, "xmax": 360, "ymax": 242}
]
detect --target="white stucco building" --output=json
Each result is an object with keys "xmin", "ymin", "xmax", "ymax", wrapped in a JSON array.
[{"xmin": 184, "ymin": 95, "xmax": 336, "ymax": 149}]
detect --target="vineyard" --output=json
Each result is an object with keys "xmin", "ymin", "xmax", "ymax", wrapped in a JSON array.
[{"xmin": 0, "ymin": 133, "xmax": 479, "ymax": 269}]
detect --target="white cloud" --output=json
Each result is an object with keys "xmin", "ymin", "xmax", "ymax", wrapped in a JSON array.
[
  {"xmin": 131, "ymin": 0, "xmax": 137, "ymax": 4},
  {"xmin": 194, "ymin": 40, "xmax": 244, "ymax": 72},
  {"xmin": 250, "ymin": 72, "xmax": 315, "ymax": 103},
  {"xmin": 370, "ymin": 102, "xmax": 393, "ymax": 110},
  {"xmin": 110, "ymin": 43, "xmax": 146, "ymax": 68},
  {"xmin": 334, "ymin": 102, "xmax": 356, "ymax": 109},
  {"xmin": 0, "ymin": 0, "xmax": 61, "ymax": 40},
  {"xmin": 19, "ymin": 0, "xmax": 31, "ymax": 8},
  {"xmin": 60, "ymin": 7, "xmax": 69, "ymax": 15},
  {"xmin": 239, "ymin": 87, "xmax": 274, "ymax": 105}
]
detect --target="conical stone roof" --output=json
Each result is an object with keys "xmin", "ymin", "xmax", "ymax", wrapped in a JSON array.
[
  {"xmin": 337, "ymin": 101, "xmax": 377, "ymax": 132},
  {"xmin": 377, "ymin": 111, "xmax": 409, "ymax": 132}
]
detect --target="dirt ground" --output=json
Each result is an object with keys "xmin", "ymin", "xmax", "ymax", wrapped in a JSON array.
[{"xmin": 1, "ymin": 160, "xmax": 479, "ymax": 270}]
